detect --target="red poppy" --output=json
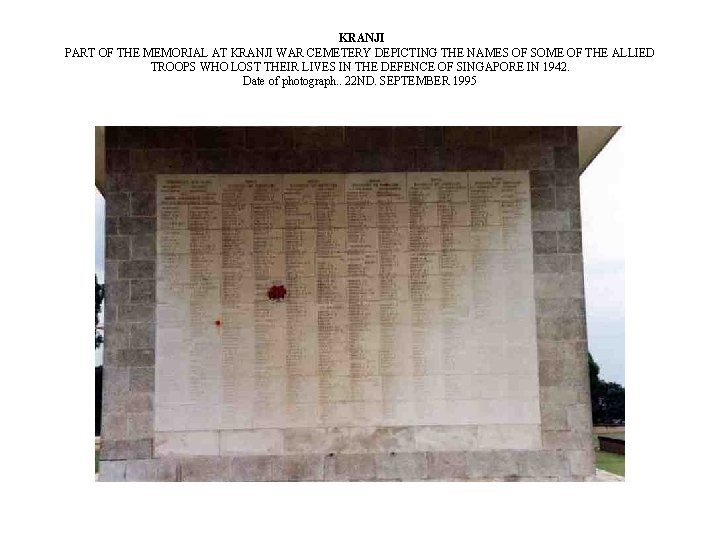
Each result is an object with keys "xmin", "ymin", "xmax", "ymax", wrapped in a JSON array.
[{"xmin": 268, "ymin": 284, "xmax": 287, "ymax": 301}]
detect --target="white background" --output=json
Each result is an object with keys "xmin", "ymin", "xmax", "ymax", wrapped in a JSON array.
[{"xmin": 2, "ymin": 0, "xmax": 719, "ymax": 538}]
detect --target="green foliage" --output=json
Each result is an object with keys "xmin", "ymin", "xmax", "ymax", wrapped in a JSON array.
[{"xmin": 588, "ymin": 352, "xmax": 624, "ymax": 425}]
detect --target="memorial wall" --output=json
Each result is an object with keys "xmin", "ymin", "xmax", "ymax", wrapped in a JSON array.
[
  {"xmin": 155, "ymin": 171, "xmax": 541, "ymax": 453},
  {"xmin": 100, "ymin": 126, "xmax": 593, "ymax": 481}
]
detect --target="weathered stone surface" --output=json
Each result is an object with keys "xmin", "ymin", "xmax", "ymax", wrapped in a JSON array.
[
  {"xmin": 230, "ymin": 456, "xmax": 279, "ymax": 481},
  {"xmin": 155, "ymin": 431, "xmax": 220, "ymax": 456},
  {"xmin": 127, "ymin": 412, "xmax": 153, "ymax": 439},
  {"xmin": 113, "ymin": 348, "xmax": 154, "ymax": 368},
  {"xmin": 324, "ymin": 453, "xmax": 376, "ymax": 481},
  {"xmin": 283, "ymin": 428, "xmax": 347, "ymax": 455},
  {"xmin": 129, "ymin": 367, "xmax": 154, "ymax": 392},
  {"xmin": 427, "ymin": 452, "xmax": 469, "ymax": 479},
  {"xmin": 517, "ymin": 450, "xmax": 570, "ymax": 477},
  {"xmin": 567, "ymin": 449, "xmax": 595, "ymax": 477},
  {"xmin": 344, "ymin": 427, "xmax": 415, "ymax": 454},
  {"xmin": 180, "ymin": 456, "xmax": 232, "ymax": 481},
  {"xmin": 118, "ymin": 304, "xmax": 155, "ymax": 323},
  {"xmin": 375, "ymin": 452, "xmax": 428, "ymax": 481},
  {"xmin": 477, "ymin": 425, "xmax": 541, "ymax": 450},
  {"xmin": 278, "ymin": 455, "xmax": 324, "ymax": 481},
  {"xmin": 118, "ymin": 260, "xmax": 155, "ymax": 279},
  {"xmin": 130, "ymin": 192, "xmax": 156, "ymax": 216},
  {"xmin": 100, "ymin": 438, "xmax": 152, "ymax": 460},
  {"xmin": 467, "ymin": 451, "xmax": 520, "ymax": 478},
  {"xmin": 130, "ymin": 234, "xmax": 156, "ymax": 260},
  {"xmin": 219, "ymin": 429, "xmax": 284, "ymax": 455},
  {"xmin": 125, "ymin": 459, "xmax": 159, "ymax": 481},
  {"xmin": 98, "ymin": 460, "xmax": 126, "ymax": 481},
  {"xmin": 106, "ymin": 236, "xmax": 130, "ymax": 260},
  {"xmin": 557, "ymin": 231, "xmax": 582, "ymax": 253},
  {"xmin": 130, "ymin": 279, "xmax": 155, "ymax": 304},
  {"xmin": 414, "ymin": 426, "xmax": 478, "ymax": 451},
  {"xmin": 533, "ymin": 232, "xmax": 558, "ymax": 254}
]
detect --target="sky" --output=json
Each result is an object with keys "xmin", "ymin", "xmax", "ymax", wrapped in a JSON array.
[
  {"xmin": 94, "ymin": 142, "xmax": 626, "ymax": 383},
  {"xmin": 579, "ymin": 129, "xmax": 626, "ymax": 384}
]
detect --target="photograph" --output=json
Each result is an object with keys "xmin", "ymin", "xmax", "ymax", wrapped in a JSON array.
[{"xmin": 94, "ymin": 126, "xmax": 624, "ymax": 481}]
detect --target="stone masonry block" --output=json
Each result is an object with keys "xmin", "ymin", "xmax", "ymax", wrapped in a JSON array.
[
  {"xmin": 119, "ymin": 260, "xmax": 155, "ymax": 280},
  {"xmin": 540, "ymin": 127, "xmax": 567, "ymax": 146},
  {"xmin": 492, "ymin": 126, "xmax": 541, "ymax": 146},
  {"xmin": 533, "ymin": 254, "xmax": 571, "ymax": 274},
  {"xmin": 278, "ymin": 455, "xmax": 324, "ymax": 481},
  {"xmin": 344, "ymin": 426, "xmax": 415, "ymax": 454},
  {"xmin": 129, "ymin": 323, "xmax": 155, "ymax": 348},
  {"xmin": 324, "ymin": 453, "xmax": 376, "ymax": 481},
  {"xmin": 130, "ymin": 280, "xmax": 155, "ymax": 303},
  {"xmin": 102, "ymin": 413, "xmax": 128, "ymax": 439},
  {"xmin": 375, "ymin": 452, "xmax": 428, "ymax": 480},
  {"xmin": 130, "ymin": 192, "xmax": 156, "ymax": 216},
  {"xmin": 414, "ymin": 426, "xmax": 478, "ymax": 451},
  {"xmin": 130, "ymin": 234, "xmax": 156, "ymax": 260},
  {"xmin": 118, "ymin": 217, "xmax": 155, "ymax": 235},
  {"xmin": 245, "ymin": 127, "xmax": 293, "ymax": 149},
  {"xmin": 504, "ymin": 146, "xmax": 554, "ymax": 170},
  {"xmin": 533, "ymin": 232, "xmax": 557, "ymax": 254},
  {"xmin": 554, "ymin": 146, "xmax": 578, "ymax": 169},
  {"xmin": 517, "ymin": 450, "xmax": 570, "ymax": 478},
  {"xmin": 557, "ymin": 231, "xmax": 582, "ymax": 253},
  {"xmin": 392, "ymin": 127, "xmax": 442, "ymax": 148},
  {"xmin": 129, "ymin": 367, "xmax": 154, "ymax": 392},
  {"xmin": 106, "ymin": 236, "xmax": 130, "ymax": 260},
  {"xmin": 105, "ymin": 281, "xmax": 130, "ymax": 305},
  {"xmin": 540, "ymin": 403, "xmax": 569, "ymax": 430},
  {"xmin": 467, "ymin": 451, "xmax": 520, "ymax": 478},
  {"xmin": 230, "ymin": 456, "xmax": 279, "ymax": 481},
  {"xmin": 443, "ymin": 127, "xmax": 492, "ymax": 148},
  {"xmin": 567, "ymin": 449, "xmax": 595, "ymax": 477},
  {"xmin": 555, "ymin": 185, "xmax": 580, "ymax": 210},
  {"xmin": 346, "ymin": 127, "xmax": 392, "ymax": 150},
  {"xmin": 477, "ymin": 425, "xmax": 541, "ymax": 450},
  {"xmin": 98, "ymin": 460, "xmax": 126, "ymax": 481},
  {"xmin": 100, "ymin": 438, "xmax": 152, "ymax": 460},
  {"xmin": 105, "ymin": 193, "xmax": 130, "ymax": 217},
  {"xmin": 126, "ymin": 392, "xmax": 153, "ymax": 414},
  {"xmin": 427, "ymin": 452, "xmax": 469, "ymax": 479},
  {"xmin": 155, "ymin": 431, "xmax": 220, "ymax": 456},
  {"xmin": 283, "ymin": 428, "xmax": 347, "ymax": 455},
  {"xmin": 531, "ymin": 187, "xmax": 556, "ymax": 211},
  {"xmin": 130, "ymin": 149, "xmax": 195, "ymax": 173},
  {"xmin": 219, "ymin": 429, "xmax": 284, "ymax": 455},
  {"xmin": 194, "ymin": 127, "xmax": 244, "ymax": 148},
  {"xmin": 180, "ymin": 457, "xmax": 233, "ymax": 481},
  {"xmin": 127, "ymin": 412, "xmax": 153, "ymax": 439},
  {"xmin": 125, "ymin": 459, "xmax": 159, "ymax": 481},
  {"xmin": 541, "ymin": 430, "xmax": 580, "ymax": 450},
  {"xmin": 118, "ymin": 304, "xmax": 155, "ymax": 323},
  {"xmin": 113, "ymin": 348, "xmax": 154, "ymax": 368},
  {"xmin": 529, "ymin": 170, "xmax": 556, "ymax": 189},
  {"xmin": 293, "ymin": 127, "xmax": 345, "ymax": 149}
]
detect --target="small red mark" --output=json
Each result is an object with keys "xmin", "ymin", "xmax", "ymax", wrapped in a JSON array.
[
  {"xmin": 268, "ymin": 284, "xmax": 287, "ymax": 301},
  {"xmin": 215, "ymin": 319, "xmax": 221, "ymax": 326}
]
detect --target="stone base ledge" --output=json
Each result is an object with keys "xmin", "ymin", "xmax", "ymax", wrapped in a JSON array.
[{"xmin": 98, "ymin": 449, "xmax": 594, "ymax": 482}]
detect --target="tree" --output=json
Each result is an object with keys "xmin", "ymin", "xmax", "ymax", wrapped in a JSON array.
[
  {"xmin": 95, "ymin": 274, "xmax": 104, "ymax": 349},
  {"xmin": 588, "ymin": 352, "xmax": 625, "ymax": 425}
]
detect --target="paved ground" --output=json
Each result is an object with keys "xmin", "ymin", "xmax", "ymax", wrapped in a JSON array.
[{"xmin": 593, "ymin": 468, "xmax": 625, "ymax": 481}]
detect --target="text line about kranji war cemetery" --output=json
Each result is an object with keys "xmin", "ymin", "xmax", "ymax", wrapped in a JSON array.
[{"xmin": 65, "ymin": 33, "xmax": 654, "ymax": 89}]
